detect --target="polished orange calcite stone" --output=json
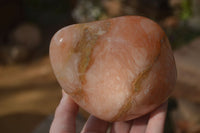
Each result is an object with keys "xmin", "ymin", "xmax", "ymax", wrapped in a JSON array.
[{"xmin": 50, "ymin": 16, "xmax": 177, "ymax": 121}]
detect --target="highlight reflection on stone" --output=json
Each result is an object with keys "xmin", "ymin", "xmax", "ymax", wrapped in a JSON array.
[{"xmin": 50, "ymin": 16, "xmax": 177, "ymax": 121}]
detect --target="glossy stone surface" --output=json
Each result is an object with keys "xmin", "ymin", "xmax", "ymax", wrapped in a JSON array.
[{"xmin": 50, "ymin": 16, "xmax": 177, "ymax": 121}]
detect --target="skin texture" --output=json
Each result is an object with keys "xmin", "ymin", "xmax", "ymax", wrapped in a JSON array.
[
  {"xmin": 49, "ymin": 91, "xmax": 168, "ymax": 133},
  {"xmin": 50, "ymin": 16, "xmax": 177, "ymax": 121}
]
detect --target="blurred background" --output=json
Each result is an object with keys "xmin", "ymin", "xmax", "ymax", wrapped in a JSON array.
[{"xmin": 0, "ymin": 0, "xmax": 200, "ymax": 133}]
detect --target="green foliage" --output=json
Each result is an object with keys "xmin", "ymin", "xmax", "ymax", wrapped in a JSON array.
[
  {"xmin": 72, "ymin": 0, "xmax": 106, "ymax": 23},
  {"xmin": 180, "ymin": 0, "xmax": 192, "ymax": 20}
]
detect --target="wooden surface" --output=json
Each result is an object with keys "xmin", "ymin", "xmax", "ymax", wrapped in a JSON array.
[{"xmin": 0, "ymin": 57, "xmax": 62, "ymax": 133}]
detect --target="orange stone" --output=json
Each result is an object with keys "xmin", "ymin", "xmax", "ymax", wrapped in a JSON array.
[{"xmin": 50, "ymin": 16, "xmax": 177, "ymax": 121}]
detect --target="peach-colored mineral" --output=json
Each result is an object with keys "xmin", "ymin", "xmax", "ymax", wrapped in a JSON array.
[{"xmin": 50, "ymin": 16, "xmax": 177, "ymax": 122}]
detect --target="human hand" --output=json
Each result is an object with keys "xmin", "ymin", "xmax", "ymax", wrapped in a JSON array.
[{"xmin": 50, "ymin": 91, "xmax": 168, "ymax": 133}]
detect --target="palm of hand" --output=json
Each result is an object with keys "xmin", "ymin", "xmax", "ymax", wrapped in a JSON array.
[{"xmin": 50, "ymin": 91, "xmax": 167, "ymax": 133}]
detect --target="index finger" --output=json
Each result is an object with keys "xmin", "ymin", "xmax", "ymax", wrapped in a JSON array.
[{"xmin": 50, "ymin": 90, "xmax": 79, "ymax": 133}]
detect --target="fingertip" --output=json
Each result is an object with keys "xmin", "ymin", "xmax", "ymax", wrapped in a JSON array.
[
  {"xmin": 152, "ymin": 101, "xmax": 168, "ymax": 116},
  {"xmin": 129, "ymin": 114, "xmax": 149, "ymax": 133},
  {"xmin": 145, "ymin": 100, "xmax": 168, "ymax": 133},
  {"xmin": 50, "ymin": 90, "xmax": 79, "ymax": 133},
  {"xmin": 61, "ymin": 89, "xmax": 68, "ymax": 99},
  {"xmin": 111, "ymin": 120, "xmax": 132, "ymax": 133},
  {"xmin": 81, "ymin": 115, "xmax": 109, "ymax": 133}
]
